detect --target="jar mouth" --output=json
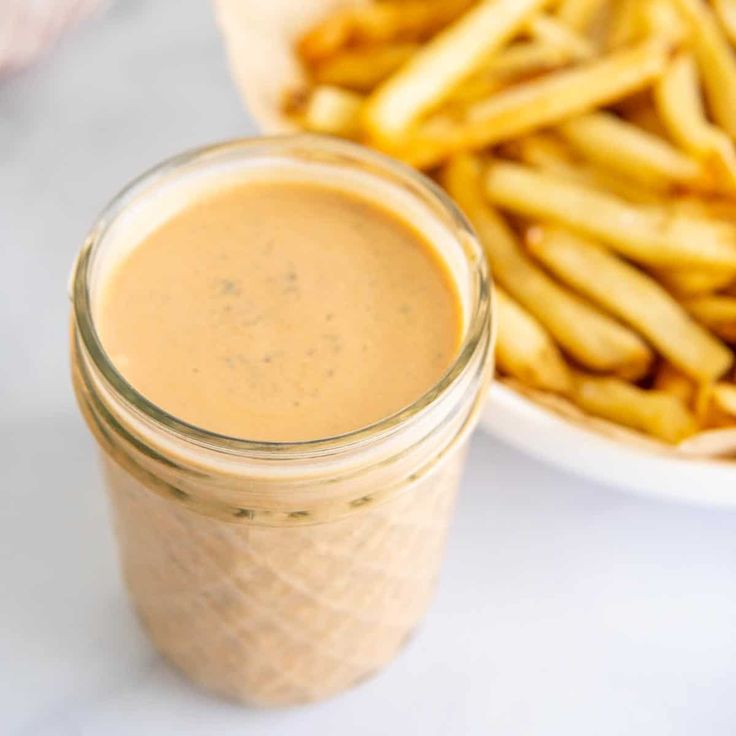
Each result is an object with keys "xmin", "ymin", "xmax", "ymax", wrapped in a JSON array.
[{"xmin": 71, "ymin": 134, "xmax": 493, "ymax": 458}]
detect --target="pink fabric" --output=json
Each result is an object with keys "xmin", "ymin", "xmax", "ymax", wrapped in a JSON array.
[{"xmin": 0, "ymin": 0, "xmax": 104, "ymax": 75}]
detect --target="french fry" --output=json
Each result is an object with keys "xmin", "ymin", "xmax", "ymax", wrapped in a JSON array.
[
  {"xmin": 641, "ymin": 0, "xmax": 688, "ymax": 44},
  {"xmin": 484, "ymin": 160, "xmax": 736, "ymax": 270},
  {"xmin": 694, "ymin": 381, "xmax": 714, "ymax": 423},
  {"xmin": 494, "ymin": 287, "xmax": 573, "ymax": 393},
  {"xmin": 670, "ymin": 196, "xmax": 711, "ymax": 218},
  {"xmin": 527, "ymin": 227, "xmax": 734, "ymax": 382},
  {"xmin": 363, "ymin": 0, "xmax": 548, "ymax": 144},
  {"xmin": 447, "ymin": 75, "xmax": 506, "ymax": 108},
  {"xmin": 303, "ymin": 86, "xmax": 362, "ymax": 136},
  {"xmin": 297, "ymin": 0, "xmax": 471, "ymax": 63},
  {"xmin": 657, "ymin": 269, "xmax": 736, "ymax": 296},
  {"xmin": 526, "ymin": 14, "xmax": 595, "ymax": 59},
  {"xmin": 452, "ymin": 42, "xmax": 575, "ymax": 107},
  {"xmin": 683, "ymin": 296, "xmax": 736, "ymax": 342},
  {"xmin": 511, "ymin": 133, "xmax": 577, "ymax": 170},
  {"xmin": 555, "ymin": 0, "xmax": 607, "ymax": 32},
  {"xmin": 654, "ymin": 53, "xmax": 736, "ymax": 190},
  {"xmin": 697, "ymin": 382, "xmax": 736, "ymax": 427},
  {"xmin": 443, "ymin": 155, "xmax": 652, "ymax": 377},
  {"xmin": 672, "ymin": 196, "xmax": 736, "ymax": 224},
  {"xmin": 513, "ymin": 134, "xmax": 663, "ymax": 203},
  {"xmin": 713, "ymin": 0, "xmax": 736, "ymax": 45},
  {"xmin": 712, "ymin": 383, "xmax": 736, "ymax": 416},
  {"xmin": 706, "ymin": 198, "xmax": 736, "ymax": 222},
  {"xmin": 578, "ymin": 166, "xmax": 664, "ymax": 205},
  {"xmin": 462, "ymin": 40, "xmax": 667, "ymax": 127},
  {"xmin": 476, "ymin": 41, "xmax": 572, "ymax": 80},
  {"xmin": 672, "ymin": 0, "xmax": 736, "ymax": 137},
  {"xmin": 605, "ymin": 0, "xmax": 643, "ymax": 49},
  {"xmin": 558, "ymin": 112, "xmax": 708, "ymax": 190},
  {"xmin": 311, "ymin": 43, "xmax": 418, "ymax": 92},
  {"xmin": 401, "ymin": 40, "xmax": 669, "ymax": 168},
  {"xmin": 572, "ymin": 373, "xmax": 698, "ymax": 443},
  {"xmin": 654, "ymin": 363, "xmax": 696, "ymax": 406}
]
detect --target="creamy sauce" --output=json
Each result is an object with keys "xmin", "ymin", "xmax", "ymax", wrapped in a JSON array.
[{"xmin": 98, "ymin": 179, "xmax": 462, "ymax": 441}]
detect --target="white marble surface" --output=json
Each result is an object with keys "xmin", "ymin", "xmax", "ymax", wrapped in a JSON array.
[{"xmin": 2, "ymin": 2, "xmax": 736, "ymax": 734}]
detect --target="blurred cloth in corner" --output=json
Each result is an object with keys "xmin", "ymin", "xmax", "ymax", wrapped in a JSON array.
[{"xmin": 0, "ymin": 0, "xmax": 106, "ymax": 76}]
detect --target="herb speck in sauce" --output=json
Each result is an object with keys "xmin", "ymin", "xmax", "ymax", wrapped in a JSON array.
[{"xmin": 218, "ymin": 278, "xmax": 242, "ymax": 296}]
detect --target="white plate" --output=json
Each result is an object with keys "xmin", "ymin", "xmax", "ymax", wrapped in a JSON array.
[{"xmin": 481, "ymin": 384, "xmax": 736, "ymax": 508}]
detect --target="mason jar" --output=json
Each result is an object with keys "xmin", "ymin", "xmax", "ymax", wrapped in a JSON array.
[{"xmin": 70, "ymin": 136, "xmax": 494, "ymax": 706}]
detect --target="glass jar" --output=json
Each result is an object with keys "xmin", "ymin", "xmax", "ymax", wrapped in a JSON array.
[{"xmin": 70, "ymin": 136, "xmax": 494, "ymax": 706}]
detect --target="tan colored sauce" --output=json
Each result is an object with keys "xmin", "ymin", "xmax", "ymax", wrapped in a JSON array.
[{"xmin": 98, "ymin": 180, "xmax": 462, "ymax": 441}]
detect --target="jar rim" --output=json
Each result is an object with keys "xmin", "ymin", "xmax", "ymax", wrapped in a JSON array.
[{"xmin": 71, "ymin": 134, "xmax": 492, "ymax": 458}]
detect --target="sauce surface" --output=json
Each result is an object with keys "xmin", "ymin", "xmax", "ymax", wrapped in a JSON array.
[{"xmin": 98, "ymin": 179, "xmax": 462, "ymax": 441}]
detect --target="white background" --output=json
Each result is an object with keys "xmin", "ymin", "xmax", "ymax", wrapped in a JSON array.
[{"xmin": 2, "ymin": 2, "xmax": 735, "ymax": 734}]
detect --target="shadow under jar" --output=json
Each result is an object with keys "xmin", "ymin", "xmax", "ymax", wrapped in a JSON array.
[{"xmin": 70, "ymin": 135, "xmax": 494, "ymax": 706}]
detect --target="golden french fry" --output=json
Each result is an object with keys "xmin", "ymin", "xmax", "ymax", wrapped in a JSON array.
[
  {"xmin": 511, "ymin": 134, "xmax": 576, "ymax": 170},
  {"xmin": 401, "ymin": 40, "xmax": 669, "ymax": 168},
  {"xmin": 297, "ymin": 0, "xmax": 471, "ymax": 63},
  {"xmin": 671, "ymin": 196, "xmax": 736, "ymax": 223},
  {"xmin": 642, "ymin": 0, "xmax": 688, "ymax": 44},
  {"xmin": 527, "ymin": 227, "xmax": 734, "ymax": 382},
  {"xmin": 484, "ymin": 160, "xmax": 736, "ymax": 270},
  {"xmin": 707, "ymin": 198, "xmax": 736, "ymax": 221},
  {"xmin": 654, "ymin": 363, "xmax": 696, "ymax": 406},
  {"xmin": 446, "ymin": 75, "xmax": 506, "ymax": 107},
  {"xmin": 451, "ymin": 41, "xmax": 575, "ymax": 107},
  {"xmin": 672, "ymin": 0, "xmax": 736, "ymax": 137},
  {"xmin": 526, "ymin": 14, "xmax": 595, "ymax": 59},
  {"xmin": 558, "ymin": 112, "xmax": 708, "ymax": 190},
  {"xmin": 494, "ymin": 287, "xmax": 573, "ymax": 394},
  {"xmin": 462, "ymin": 40, "xmax": 668, "ymax": 128},
  {"xmin": 443, "ymin": 155, "xmax": 652, "ymax": 377},
  {"xmin": 713, "ymin": 0, "xmax": 736, "ymax": 45},
  {"xmin": 683, "ymin": 296, "xmax": 736, "ymax": 342},
  {"xmin": 311, "ymin": 43, "xmax": 418, "ymax": 92},
  {"xmin": 697, "ymin": 382, "xmax": 736, "ymax": 427},
  {"xmin": 572, "ymin": 373, "xmax": 698, "ymax": 443},
  {"xmin": 363, "ymin": 0, "xmax": 547, "ymax": 144},
  {"xmin": 670, "ymin": 196, "xmax": 711, "ymax": 218},
  {"xmin": 513, "ymin": 134, "xmax": 662, "ymax": 204},
  {"xmin": 605, "ymin": 0, "xmax": 643, "ymax": 49},
  {"xmin": 657, "ymin": 269, "xmax": 736, "ymax": 296},
  {"xmin": 694, "ymin": 381, "xmax": 715, "ymax": 423},
  {"xmin": 712, "ymin": 383, "xmax": 736, "ymax": 416},
  {"xmin": 654, "ymin": 52, "xmax": 736, "ymax": 191},
  {"xmin": 477, "ymin": 41, "xmax": 571, "ymax": 80},
  {"xmin": 303, "ymin": 86, "xmax": 362, "ymax": 137},
  {"xmin": 577, "ymin": 167, "xmax": 664, "ymax": 205},
  {"xmin": 555, "ymin": 0, "xmax": 607, "ymax": 31}
]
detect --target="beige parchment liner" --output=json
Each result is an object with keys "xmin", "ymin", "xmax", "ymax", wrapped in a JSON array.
[{"xmin": 213, "ymin": 0, "xmax": 736, "ymax": 461}]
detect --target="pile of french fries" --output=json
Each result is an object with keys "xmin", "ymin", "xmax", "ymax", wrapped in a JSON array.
[{"xmin": 289, "ymin": 0, "xmax": 736, "ymax": 446}]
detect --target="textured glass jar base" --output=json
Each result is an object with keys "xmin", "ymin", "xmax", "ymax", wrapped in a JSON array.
[{"xmin": 102, "ymin": 446, "xmax": 466, "ymax": 706}]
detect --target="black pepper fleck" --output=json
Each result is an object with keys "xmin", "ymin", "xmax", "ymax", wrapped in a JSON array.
[{"xmin": 218, "ymin": 279, "xmax": 242, "ymax": 296}]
